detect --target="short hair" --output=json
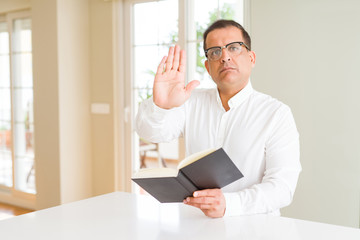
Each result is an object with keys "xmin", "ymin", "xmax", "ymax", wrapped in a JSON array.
[{"xmin": 203, "ymin": 19, "xmax": 251, "ymax": 51}]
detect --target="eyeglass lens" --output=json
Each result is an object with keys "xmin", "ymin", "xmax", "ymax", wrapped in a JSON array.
[{"xmin": 207, "ymin": 42, "xmax": 243, "ymax": 61}]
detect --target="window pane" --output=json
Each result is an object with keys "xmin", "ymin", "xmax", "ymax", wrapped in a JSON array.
[
  {"xmin": 0, "ymin": 90, "xmax": 11, "ymax": 122},
  {"xmin": 136, "ymin": 88, "xmax": 152, "ymax": 104},
  {"xmin": 14, "ymin": 122, "xmax": 35, "ymax": 193},
  {"xmin": 189, "ymin": 0, "xmax": 243, "ymax": 41},
  {"xmin": 12, "ymin": 18, "xmax": 32, "ymax": 52},
  {"xmin": 0, "ymin": 22, "xmax": 9, "ymax": 54},
  {"xmin": 14, "ymin": 122, "xmax": 34, "ymax": 157},
  {"xmin": 0, "ymin": 120, "xmax": 12, "ymax": 187},
  {"xmin": 0, "ymin": 23, "xmax": 10, "ymax": 88},
  {"xmin": 222, "ymin": 0, "xmax": 244, "ymax": 24},
  {"xmin": 15, "ymin": 155, "xmax": 35, "ymax": 193},
  {"xmin": 12, "ymin": 53, "xmax": 33, "ymax": 88},
  {"xmin": 0, "ymin": 21, "xmax": 12, "ymax": 188},
  {"xmin": 132, "ymin": 0, "xmax": 180, "ymax": 177},
  {"xmin": 134, "ymin": 0, "xmax": 178, "ymax": 45},
  {"xmin": 0, "ymin": 150, "xmax": 12, "ymax": 187},
  {"xmin": 13, "ymin": 88, "xmax": 33, "ymax": 124},
  {"xmin": 12, "ymin": 17, "xmax": 35, "ymax": 194},
  {"xmin": 157, "ymin": 0, "xmax": 178, "ymax": 44},
  {"xmin": 188, "ymin": 42, "xmax": 216, "ymax": 89},
  {"xmin": 134, "ymin": 2, "xmax": 159, "ymax": 45},
  {"xmin": 0, "ymin": 121, "xmax": 11, "ymax": 150},
  {"xmin": 189, "ymin": 0, "xmax": 218, "ymax": 41},
  {"xmin": 0, "ymin": 55, "xmax": 10, "ymax": 88},
  {"xmin": 134, "ymin": 45, "xmax": 169, "ymax": 89},
  {"xmin": 187, "ymin": 0, "xmax": 244, "ymax": 89}
]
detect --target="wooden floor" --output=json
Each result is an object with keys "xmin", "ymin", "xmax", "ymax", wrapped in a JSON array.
[{"xmin": 0, "ymin": 202, "xmax": 33, "ymax": 221}]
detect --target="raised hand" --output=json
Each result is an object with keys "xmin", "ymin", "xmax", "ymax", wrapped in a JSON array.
[{"xmin": 153, "ymin": 45, "xmax": 200, "ymax": 109}]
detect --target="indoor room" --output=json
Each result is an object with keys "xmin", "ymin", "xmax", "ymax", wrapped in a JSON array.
[{"xmin": 0, "ymin": 0, "xmax": 359, "ymax": 239}]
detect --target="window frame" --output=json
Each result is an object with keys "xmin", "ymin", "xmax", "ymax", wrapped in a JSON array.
[{"xmin": 0, "ymin": 10, "xmax": 35, "ymax": 209}]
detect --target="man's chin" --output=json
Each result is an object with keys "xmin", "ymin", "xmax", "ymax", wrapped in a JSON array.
[
  {"xmin": 219, "ymin": 75, "xmax": 238, "ymax": 84},
  {"xmin": 216, "ymin": 77, "xmax": 248, "ymax": 90}
]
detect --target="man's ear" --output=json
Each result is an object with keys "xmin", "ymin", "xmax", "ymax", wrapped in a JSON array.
[
  {"xmin": 205, "ymin": 60, "xmax": 210, "ymax": 74},
  {"xmin": 249, "ymin": 51, "xmax": 256, "ymax": 67}
]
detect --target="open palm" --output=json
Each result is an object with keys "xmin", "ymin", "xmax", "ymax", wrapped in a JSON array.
[{"xmin": 153, "ymin": 45, "xmax": 199, "ymax": 109}]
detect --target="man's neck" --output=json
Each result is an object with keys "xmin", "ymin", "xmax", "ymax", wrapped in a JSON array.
[{"xmin": 218, "ymin": 82, "xmax": 248, "ymax": 111}]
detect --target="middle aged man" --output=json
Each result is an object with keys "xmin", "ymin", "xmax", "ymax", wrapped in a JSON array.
[{"xmin": 136, "ymin": 19, "xmax": 301, "ymax": 218}]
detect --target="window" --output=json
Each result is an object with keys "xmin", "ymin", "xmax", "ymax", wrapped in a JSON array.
[
  {"xmin": 124, "ymin": 0, "xmax": 246, "ymax": 192},
  {"xmin": 0, "ymin": 19, "xmax": 12, "ymax": 189},
  {"xmin": 0, "ymin": 12, "xmax": 35, "ymax": 196},
  {"xmin": 186, "ymin": 0, "xmax": 244, "ymax": 89},
  {"xmin": 131, "ymin": 0, "xmax": 180, "ymax": 173}
]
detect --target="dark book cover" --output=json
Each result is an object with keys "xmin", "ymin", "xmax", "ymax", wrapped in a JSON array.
[{"xmin": 132, "ymin": 148, "xmax": 243, "ymax": 203}]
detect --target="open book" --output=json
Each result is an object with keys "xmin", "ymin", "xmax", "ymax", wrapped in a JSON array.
[{"xmin": 132, "ymin": 148, "xmax": 243, "ymax": 203}]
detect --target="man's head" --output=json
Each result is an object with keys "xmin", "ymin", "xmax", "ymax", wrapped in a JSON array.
[
  {"xmin": 203, "ymin": 19, "xmax": 251, "ymax": 52},
  {"xmin": 203, "ymin": 19, "xmax": 255, "ymax": 95}
]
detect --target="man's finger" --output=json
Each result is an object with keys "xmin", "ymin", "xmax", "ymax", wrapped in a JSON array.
[
  {"xmin": 156, "ymin": 56, "xmax": 167, "ymax": 75},
  {"xmin": 186, "ymin": 196, "xmax": 216, "ymax": 205},
  {"xmin": 165, "ymin": 46, "xmax": 174, "ymax": 72},
  {"xmin": 184, "ymin": 200, "xmax": 211, "ymax": 209},
  {"xmin": 179, "ymin": 49, "xmax": 186, "ymax": 73},
  {"xmin": 193, "ymin": 189, "xmax": 222, "ymax": 197},
  {"xmin": 189, "ymin": 203, "xmax": 212, "ymax": 210},
  {"xmin": 172, "ymin": 45, "xmax": 180, "ymax": 71},
  {"xmin": 185, "ymin": 80, "xmax": 200, "ymax": 94}
]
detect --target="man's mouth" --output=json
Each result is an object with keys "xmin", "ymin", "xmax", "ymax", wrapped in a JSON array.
[{"xmin": 220, "ymin": 67, "xmax": 236, "ymax": 73}]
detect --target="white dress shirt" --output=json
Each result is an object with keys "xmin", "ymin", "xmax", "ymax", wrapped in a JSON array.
[{"xmin": 136, "ymin": 81, "xmax": 301, "ymax": 216}]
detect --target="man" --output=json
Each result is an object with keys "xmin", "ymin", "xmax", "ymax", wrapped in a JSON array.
[{"xmin": 136, "ymin": 19, "xmax": 301, "ymax": 218}]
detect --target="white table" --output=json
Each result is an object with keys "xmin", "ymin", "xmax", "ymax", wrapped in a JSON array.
[{"xmin": 0, "ymin": 192, "xmax": 359, "ymax": 239}]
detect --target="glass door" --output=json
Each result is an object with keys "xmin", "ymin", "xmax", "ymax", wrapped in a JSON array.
[
  {"xmin": 131, "ymin": 0, "xmax": 180, "ymax": 178},
  {"xmin": 0, "ymin": 11, "xmax": 35, "ymax": 207},
  {"xmin": 124, "ymin": 0, "xmax": 246, "ymax": 193},
  {"xmin": 12, "ymin": 17, "xmax": 35, "ymax": 194},
  {"xmin": 0, "ymin": 20, "xmax": 12, "ymax": 190}
]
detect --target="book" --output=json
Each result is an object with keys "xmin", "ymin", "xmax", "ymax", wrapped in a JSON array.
[{"xmin": 132, "ymin": 147, "xmax": 244, "ymax": 203}]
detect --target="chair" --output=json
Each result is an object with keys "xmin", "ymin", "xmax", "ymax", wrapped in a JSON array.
[{"xmin": 139, "ymin": 139, "xmax": 166, "ymax": 168}]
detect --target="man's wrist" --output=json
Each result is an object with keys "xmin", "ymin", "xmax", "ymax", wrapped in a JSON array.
[{"xmin": 223, "ymin": 192, "xmax": 242, "ymax": 217}]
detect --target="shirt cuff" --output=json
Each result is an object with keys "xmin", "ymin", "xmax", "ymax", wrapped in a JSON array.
[
  {"xmin": 150, "ymin": 98, "xmax": 173, "ymax": 118},
  {"xmin": 151, "ymin": 98, "xmax": 182, "ymax": 117},
  {"xmin": 224, "ymin": 192, "xmax": 243, "ymax": 217}
]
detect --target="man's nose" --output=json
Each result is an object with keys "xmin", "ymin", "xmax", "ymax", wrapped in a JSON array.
[{"xmin": 220, "ymin": 48, "xmax": 231, "ymax": 62}]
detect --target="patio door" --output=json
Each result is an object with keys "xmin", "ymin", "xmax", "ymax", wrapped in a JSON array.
[
  {"xmin": 0, "ymin": 11, "xmax": 35, "ymax": 208},
  {"xmin": 122, "ymin": 0, "xmax": 246, "ymax": 193}
]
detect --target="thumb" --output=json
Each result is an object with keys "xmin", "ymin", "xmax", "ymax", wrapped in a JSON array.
[{"xmin": 185, "ymin": 80, "xmax": 200, "ymax": 93}]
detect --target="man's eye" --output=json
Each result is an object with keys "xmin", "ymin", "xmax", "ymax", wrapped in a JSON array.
[
  {"xmin": 228, "ymin": 46, "xmax": 239, "ymax": 52},
  {"xmin": 210, "ymin": 49, "xmax": 221, "ymax": 56}
]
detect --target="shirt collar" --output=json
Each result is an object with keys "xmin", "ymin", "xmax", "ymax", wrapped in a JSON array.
[{"xmin": 216, "ymin": 81, "xmax": 254, "ymax": 110}]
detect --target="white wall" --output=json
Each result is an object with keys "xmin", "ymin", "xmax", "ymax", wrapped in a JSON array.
[
  {"xmin": 31, "ymin": 0, "xmax": 62, "ymax": 209},
  {"xmin": 32, "ymin": 0, "xmax": 93, "ymax": 209},
  {"xmin": 57, "ymin": 0, "xmax": 93, "ymax": 204},
  {"xmin": 89, "ymin": 0, "xmax": 116, "ymax": 196},
  {"xmin": 250, "ymin": 0, "xmax": 360, "ymax": 228}
]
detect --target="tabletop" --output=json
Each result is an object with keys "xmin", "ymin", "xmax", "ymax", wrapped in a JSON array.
[{"xmin": 0, "ymin": 191, "xmax": 359, "ymax": 240}]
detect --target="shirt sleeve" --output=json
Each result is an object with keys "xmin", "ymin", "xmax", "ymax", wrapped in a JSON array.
[
  {"xmin": 135, "ymin": 97, "xmax": 185, "ymax": 143},
  {"xmin": 224, "ymin": 106, "xmax": 301, "ymax": 216}
]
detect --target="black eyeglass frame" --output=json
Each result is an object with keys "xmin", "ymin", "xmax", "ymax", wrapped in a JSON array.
[{"xmin": 204, "ymin": 41, "xmax": 250, "ymax": 60}]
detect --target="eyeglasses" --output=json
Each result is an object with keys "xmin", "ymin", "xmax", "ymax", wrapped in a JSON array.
[{"xmin": 205, "ymin": 41, "xmax": 250, "ymax": 61}]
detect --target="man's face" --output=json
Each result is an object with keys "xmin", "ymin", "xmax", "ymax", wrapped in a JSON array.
[{"xmin": 204, "ymin": 26, "xmax": 256, "ymax": 92}]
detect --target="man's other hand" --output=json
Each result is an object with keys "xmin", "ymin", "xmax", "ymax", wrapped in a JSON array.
[{"xmin": 183, "ymin": 189, "xmax": 226, "ymax": 218}]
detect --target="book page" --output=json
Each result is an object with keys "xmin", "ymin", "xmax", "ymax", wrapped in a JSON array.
[
  {"xmin": 132, "ymin": 167, "xmax": 178, "ymax": 179},
  {"xmin": 177, "ymin": 148, "xmax": 217, "ymax": 170}
]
